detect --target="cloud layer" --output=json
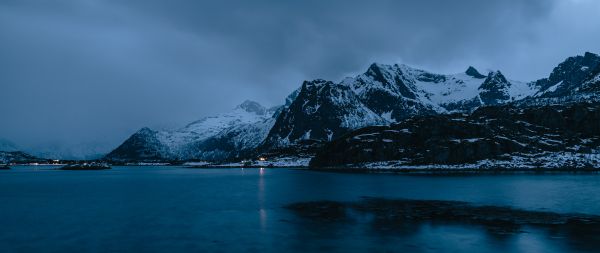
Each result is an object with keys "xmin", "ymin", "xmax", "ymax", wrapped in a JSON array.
[{"xmin": 1, "ymin": 0, "xmax": 599, "ymax": 151}]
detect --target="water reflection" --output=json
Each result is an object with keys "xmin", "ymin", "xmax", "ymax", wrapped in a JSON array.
[
  {"xmin": 258, "ymin": 168, "xmax": 266, "ymax": 231},
  {"xmin": 3, "ymin": 166, "xmax": 600, "ymax": 252}
]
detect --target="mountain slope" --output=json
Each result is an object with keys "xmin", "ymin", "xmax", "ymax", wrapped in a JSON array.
[
  {"xmin": 106, "ymin": 52, "xmax": 599, "ymax": 164},
  {"xmin": 258, "ymin": 63, "xmax": 536, "ymax": 153},
  {"xmin": 105, "ymin": 100, "xmax": 277, "ymax": 162},
  {"xmin": 342, "ymin": 63, "xmax": 536, "ymax": 118},
  {"xmin": 532, "ymin": 52, "xmax": 600, "ymax": 98},
  {"xmin": 262, "ymin": 79, "xmax": 387, "ymax": 149},
  {"xmin": 0, "ymin": 151, "xmax": 48, "ymax": 164}
]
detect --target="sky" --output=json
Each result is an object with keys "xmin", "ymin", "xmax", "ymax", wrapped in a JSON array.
[{"xmin": 1, "ymin": 0, "xmax": 600, "ymax": 154}]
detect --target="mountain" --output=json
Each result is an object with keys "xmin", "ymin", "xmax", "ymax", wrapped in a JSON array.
[
  {"xmin": 107, "ymin": 52, "xmax": 600, "ymax": 165},
  {"xmin": 105, "ymin": 100, "xmax": 278, "ymax": 162},
  {"xmin": 0, "ymin": 151, "xmax": 48, "ymax": 164},
  {"xmin": 262, "ymin": 79, "xmax": 387, "ymax": 149},
  {"xmin": 341, "ymin": 63, "xmax": 536, "ymax": 118},
  {"xmin": 25, "ymin": 142, "xmax": 113, "ymax": 160},
  {"xmin": 258, "ymin": 63, "xmax": 536, "ymax": 155},
  {"xmin": 0, "ymin": 139, "xmax": 19, "ymax": 152},
  {"xmin": 532, "ymin": 52, "xmax": 600, "ymax": 98},
  {"xmin": 310, "ymin": 102, "xmax": 600, "ymax": 169},
  {"xmin": 581, "ymin": 66, "xmax": 600, "ymax": 93},
  {"xmin": 0, "ymin": 139, "xmax": 53, "ymax": 164}
]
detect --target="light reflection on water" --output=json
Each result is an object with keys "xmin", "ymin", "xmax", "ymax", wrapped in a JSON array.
[{"xmin": 1, "ymin": 166, "xmax": 600, "ymax": 252}]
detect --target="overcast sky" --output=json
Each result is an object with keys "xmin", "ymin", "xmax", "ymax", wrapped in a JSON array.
[{"xmin": 1, "ymin": 0, "xmax": 600, "ymax": 150}]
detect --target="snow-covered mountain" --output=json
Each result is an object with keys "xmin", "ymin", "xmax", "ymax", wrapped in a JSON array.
[
  {"xmin": 342, "ymin": 63, "xmax": 536, "ymax": 118},
  {"xmin": 532, "ymin": 52, "xmax": 600, "ymax": 98},
  {"xmin": 262, "ymin": 79, "xmax": 387, "ymax": 149},
  {"xmin": 106, "ymin": 100, "xmax": 278, "ymax": 162},
  {"xmin": 259, "ymin": 63, "xmax": 537, "ymax": 153},
  {"xmin": 106, "ymin": 52, "xmax": 600, "ymax": 163}
]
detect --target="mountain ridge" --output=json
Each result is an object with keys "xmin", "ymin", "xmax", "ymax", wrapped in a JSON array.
[{"xmin": 105, "ymin": 52, "xmax": 600, "ymax": 165}]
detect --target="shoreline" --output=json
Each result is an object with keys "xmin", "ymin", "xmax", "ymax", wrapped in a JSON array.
[
  {"xmin": 310, "ymin": 167, "xmax": 600, "ymax": 175},
  {"xmin": 7, "ymin": 164, "xmax": 600, "ymax": 175}
]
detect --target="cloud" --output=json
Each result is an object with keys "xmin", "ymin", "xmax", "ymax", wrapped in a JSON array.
[{"xmin": 0, "ymin": 0, "xmax": 598, "ymax": 152}]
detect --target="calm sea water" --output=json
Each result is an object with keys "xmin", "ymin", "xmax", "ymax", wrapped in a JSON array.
[{"xmin": 1, "ymin": 166, "xmax": 600, "ymax": 252}]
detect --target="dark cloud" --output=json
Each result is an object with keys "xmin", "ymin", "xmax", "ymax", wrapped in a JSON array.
[{"xmin": 1, "ymin": 0, "xmax": 599, "ymax": 153}]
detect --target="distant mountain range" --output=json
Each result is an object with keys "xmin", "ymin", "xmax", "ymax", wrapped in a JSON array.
[
  {"xmin": 105, "ymin": 101, "xmax": 280, "ymax": 162},
  {"xmin": 0, "ymin": 138, "xmax": 111, "ymax": 161},
  {"xmin": 5, "ymin": 52, "xmax": 598, "ymax": 167},
  {"xmin": 103, "ymin": 52, "xmax": 600, "ymax": 168},
  {"xmin": 105, "ymin": 52, "xmax": 600, "ymax": 166}
]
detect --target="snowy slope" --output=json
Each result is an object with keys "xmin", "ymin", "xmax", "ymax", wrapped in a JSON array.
[
  {"xmin": 107, "ymin": 52, "xmax": 599, "ymax": 163},
  {"xmin": 157, "ymin": 100, "xmax": 273, "ymax": 157},
  {"xmin": 341, "ymin": 63, "xmax": 537, "ymax": 119},
  {"xmin": 263, "ymin": 79, "xmax": 387, "ymax": 148},
  {"xmin": 106, "ymin": 100, "xmax": 277, "ymax": 161}
]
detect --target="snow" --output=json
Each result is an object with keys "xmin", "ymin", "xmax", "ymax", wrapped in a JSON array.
[
  {"xmin": 341, "ymin": 63, "xmax": 538, "ymax": 115},
  {"xmin": 211, "ymin": 156, "xmax": 312, "ymax": 167},
  {"xmin": 183, "ymin": 161, "xmax": 210, "ymax": 166},
  {"xmin": 546, "ymin": 81, "xmax": 563, "ymax": 93},
  {"xmin": 351, "ymin": 152, "xmax": 600, "ymax": 170},
  {"xmin": 416, "ymin": 72, "xmax": 483, "ymax": 106},
  {"xmin": 380, "ymin": 111, "xmax": 394, "ymax": 122},
  {"xmin": 147, "ymin": 101, "xmax": 275, "ymax": 159},
  {"xmin": 252, "ymin": 156, "xmax": 312, "ymax": 167},
  {"xmin": 507, "ymin": 80, "xmax": 538, "ymax": 100},
  {"xmin": 302, "ymin": 130, "xmax": 312, "ymax": 140}
]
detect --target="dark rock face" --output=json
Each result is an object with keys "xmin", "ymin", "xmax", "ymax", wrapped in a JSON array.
[
  {"xmin": 59, "ymin": 163, "xmax": 111, "ymax": 170},
  {"xmin": 105, "ymin": 127, "xmax": 168, "ymax": 162},
  {"xmin": 479, "ymin": 71, "xmax": 511, "ymax": 105},
  {"xmin": 347, "ymin": 63, "xmax": 439, "ymax": 121},
  {"xmin": 262, "ymin": 79, "xmax": 385, "ymax": 149},
  {"xmin": 580, "ymin": 66, "xmax": 600, "ymax": 93},
  {"xmin": 441, "ymin": 97, "xmax": 482, "ymax": 112},
  {"xmin": 466, "ymin": 66, "xmax": 486, "ymax": 79},
  {"xmin": 310, "ymin": 102, "xmax": 600, "ymax": 168},
  {"xmin": 533, "ymin": 52, "xmax": 600, "ymax": 98}
]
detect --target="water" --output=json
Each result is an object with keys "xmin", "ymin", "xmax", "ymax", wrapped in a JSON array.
[{"xmin": 2, "ymin": 166, "xmax": 600, "ymax": 252}]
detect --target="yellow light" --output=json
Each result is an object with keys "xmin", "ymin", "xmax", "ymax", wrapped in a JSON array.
[{"xmin": 259, "ymin": 157, "xmax": 266, "ymax": 161}]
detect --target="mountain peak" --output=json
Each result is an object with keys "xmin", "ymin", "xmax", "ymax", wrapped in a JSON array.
[
  {"xmin": 137, "ymin": 127, "xmax": 156, "ymax": 135},
  {"xmin": 479, "ymin": 71, "xmax": 511, "ymax": 105},
  {"xmin": 236, "ymin": 100, "xmax": 266, "ymax": 115},
  {"xmin": 365, "ymin": 63, "xmax": 387, "ymax": 80},
  {"xmin": 584, "ymin": 51, "xmax": 599, "ymax": 60},
  {"xmin": 465, "ymin": 66, "xmax": 486, "ymax": 79}
]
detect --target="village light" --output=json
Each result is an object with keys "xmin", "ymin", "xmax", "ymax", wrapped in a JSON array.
[{"xmin": 258, "ymin": 157, "xmax": 267, "ymax": 161}]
